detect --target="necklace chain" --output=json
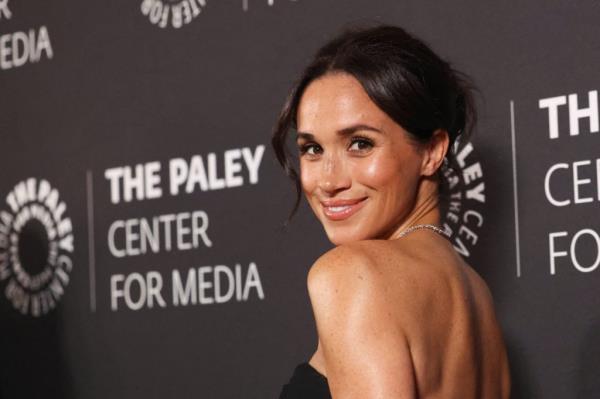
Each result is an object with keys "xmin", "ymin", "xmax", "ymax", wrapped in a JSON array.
[{"xmin": 397, "ymin": 223, "xmax": 450, "ymax": 239}]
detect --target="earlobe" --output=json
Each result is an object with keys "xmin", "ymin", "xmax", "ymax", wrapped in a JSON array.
[{"xmin": 421, "ymin": 129, "xmax": 449, "ymax": 176}]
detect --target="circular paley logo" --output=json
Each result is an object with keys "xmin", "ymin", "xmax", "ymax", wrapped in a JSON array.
[
  {"xmin": 140, "ymin": 0, "xmax": 207, "ymax": 29},
  {"xmin": 0, "ymin": 178, "xmax": 74, "ymax": 317},
  {"xmin": 440, "ymin": 142, "xmax": 486, "ymax": 258}
]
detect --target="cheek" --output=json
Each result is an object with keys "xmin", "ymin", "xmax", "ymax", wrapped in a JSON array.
[
  {"xmin": 299, "ymin": 161, "xmax": 318, "ymax": 193},
  {"xmin": 352, "ymin": 151, "xmax": 421, "ymax": 209},
  {"xmin": 354, "ymin": 153, "xmax": 402, "ymax": 187}
]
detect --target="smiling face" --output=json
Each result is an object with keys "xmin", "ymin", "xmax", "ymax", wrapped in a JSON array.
[{"xmin": 296, "ymin": 72, "xmax": 442, "ymax": 245}]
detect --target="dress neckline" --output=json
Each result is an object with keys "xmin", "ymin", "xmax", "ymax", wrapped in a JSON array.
[{"xmin": 304, "ymin": 362, "xmax": 327, "ymax": 380}]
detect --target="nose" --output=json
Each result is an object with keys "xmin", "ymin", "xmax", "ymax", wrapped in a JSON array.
[{"xmin": 318, "ymin": 153, "xmax": 351, "ymax": 195}]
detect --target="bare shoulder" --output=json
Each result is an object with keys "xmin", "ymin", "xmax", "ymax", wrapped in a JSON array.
[
  {"xmin": 462, "ymin": 261, "xmax": 498, "ymax": 311},
  {"xmin": 306, "ymin": 239, "xmax": 510, "ymax": 398},
  {"xmin": 308, "ymin": 242, "xmax": 377, "ymax": 289},
  {"xmin": 306, "ymin": 240, "xmax": 426, "ymax": 328},
  {"xmin": 306, "ymin": 242, "xmax": 417, "ymax": 397},
  {"xmin": 307, "ymin": 241, "xmax": 409, "ymax": 302}
]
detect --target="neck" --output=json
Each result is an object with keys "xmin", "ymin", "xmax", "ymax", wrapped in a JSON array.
[{"xmin": 388, "ymin": 179, "xmax": 441, "ymax": 240}]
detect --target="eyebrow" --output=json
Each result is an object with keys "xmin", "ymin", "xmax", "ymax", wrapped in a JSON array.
[{"xmin": 296, "ymin": 124, "xmax": 383, "ymax": 140}]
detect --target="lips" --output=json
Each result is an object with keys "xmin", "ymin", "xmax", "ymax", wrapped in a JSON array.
[{"xmin": 320, "ymin": 197, "xmax": 368, "ymax": 221}]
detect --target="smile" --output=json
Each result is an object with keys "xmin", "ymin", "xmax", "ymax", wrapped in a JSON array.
[{"xmin": 320, "ymin": 197, "xmax": 368, "ymax": 221}]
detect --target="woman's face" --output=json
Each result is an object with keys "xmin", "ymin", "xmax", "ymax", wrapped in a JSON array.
[{"xmin": 296, "ymin": 72, "xmax": 430, "ymax": 245}]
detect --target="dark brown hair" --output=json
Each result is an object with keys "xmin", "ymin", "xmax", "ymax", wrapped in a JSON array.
[{"xmin": 272, "ymin": 24, "xmax": 477, "ymax": 216}]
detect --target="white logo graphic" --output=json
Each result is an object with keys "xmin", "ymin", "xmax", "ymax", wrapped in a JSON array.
[
  {"xmin": 140, "ymin": 0, "xmax": 207, "ymax": 29},
  {"xmin": 441, "ymin": 142, "xmax": 486, "ymax": 258},
  {"xmin": 0, "ymin": 178, "xmax": 74, "ymax": 316}
]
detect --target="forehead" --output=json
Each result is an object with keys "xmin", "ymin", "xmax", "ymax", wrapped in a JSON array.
[{"xmin": 296, "ymin": 73, "xmax": 391, "ymax": 133}]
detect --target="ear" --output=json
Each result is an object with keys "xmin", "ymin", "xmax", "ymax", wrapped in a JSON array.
[{"xmin": 421, "ymin": 129, "xmax": 449, "ymax": 177}]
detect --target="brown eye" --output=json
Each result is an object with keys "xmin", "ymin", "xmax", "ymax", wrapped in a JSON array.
[
  {"xmin": 299, "ymin": 143, "xmax": 323, "ymax": 156},
  {"xmin": 348, "ymin": 137, "xmax": 374, "ymax": 152}
]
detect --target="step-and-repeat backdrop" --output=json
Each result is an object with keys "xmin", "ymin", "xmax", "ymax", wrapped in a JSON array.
[{"xmin": 1, "ymin": 1, "xmax": 599, "ymax": 398}]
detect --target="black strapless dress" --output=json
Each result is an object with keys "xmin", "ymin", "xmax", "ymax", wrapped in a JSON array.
[{"xmin": 279, "ymin": 362, "xmax": 331, "ymax": 399}]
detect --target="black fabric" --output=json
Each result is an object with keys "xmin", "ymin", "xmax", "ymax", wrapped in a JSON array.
[{"xmin": 279, "ymin": 362, "xmax": 331, "ymax": 399}]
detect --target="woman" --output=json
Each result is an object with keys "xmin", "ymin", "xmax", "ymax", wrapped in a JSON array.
[{"xmin": 274, "ymin": 25, "xmax": 510, "ymax": 399}]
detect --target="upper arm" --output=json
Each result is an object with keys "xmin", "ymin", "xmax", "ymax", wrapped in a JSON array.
[{"xmin": 307, "ymin": 246, "xmax": 416, "ymax": 399}]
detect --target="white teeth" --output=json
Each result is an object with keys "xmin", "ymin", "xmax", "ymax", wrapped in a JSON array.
[{"xmin": 328, "ymin": 206, "xmax": 349, "ymax": 212}]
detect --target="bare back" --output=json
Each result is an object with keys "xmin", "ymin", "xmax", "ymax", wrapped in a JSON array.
[{"xmin": 309, "ymin": 231, "xmax": 510, "ymax": 398}]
